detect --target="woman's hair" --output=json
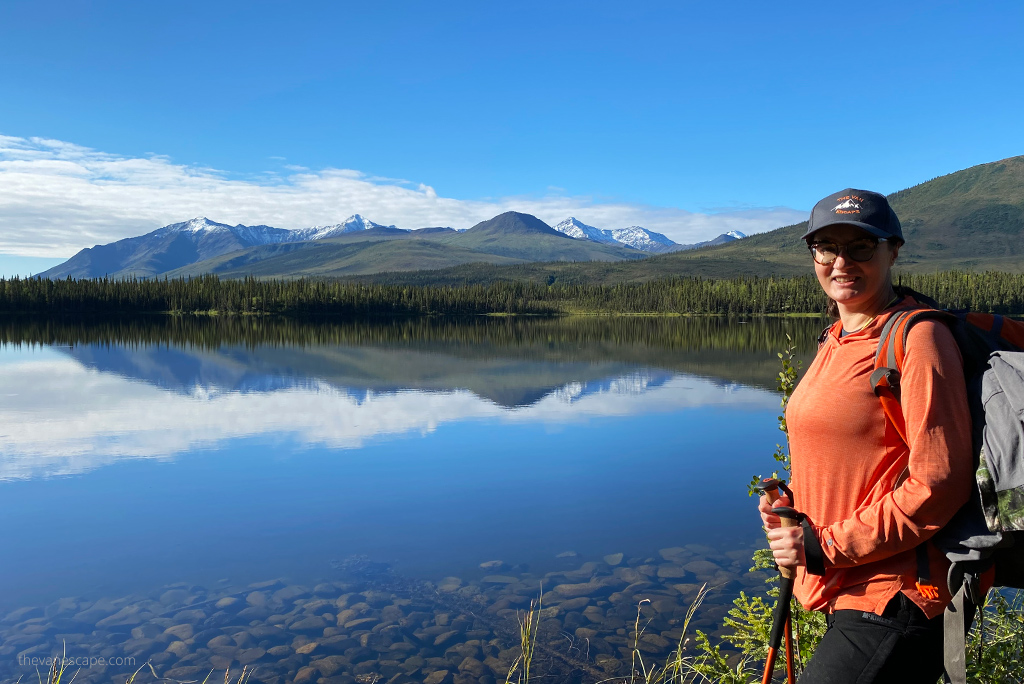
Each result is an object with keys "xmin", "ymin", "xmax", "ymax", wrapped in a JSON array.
[{"xmin": 823, "ymin": 238, "xmax": 900, "ymax": 319}]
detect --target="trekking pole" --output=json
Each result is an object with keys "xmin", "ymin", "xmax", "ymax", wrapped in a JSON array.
[
  {"xmin": 761, "ymin": 506, "xmax": 800, "ymax": 684},
  {"xmin": 757, "ymin": 479, "xmax": 797, "ymax": 684}
]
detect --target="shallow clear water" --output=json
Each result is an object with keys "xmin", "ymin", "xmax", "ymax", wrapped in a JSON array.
[{"xmin": 0, "ymin": 316, "xmax": 820, "ymax": 683}]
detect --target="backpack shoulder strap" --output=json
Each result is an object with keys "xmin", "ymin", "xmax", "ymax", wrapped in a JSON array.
[
  {"xmin": 817, "ymin": 321, "xmax": 836, "ymax": 348},
  {"xmin": 869, "ymin": 308, "xmax": 955, "ymax": 445}
]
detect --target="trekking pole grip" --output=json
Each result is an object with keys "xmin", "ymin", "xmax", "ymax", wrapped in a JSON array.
[
  {"xmin": 759, "ymin": 477, "xmax": 794, "ymax": 506},
  {"xmin": 771, "ymin": 506, "xmax": 800, "ymax": 580}
]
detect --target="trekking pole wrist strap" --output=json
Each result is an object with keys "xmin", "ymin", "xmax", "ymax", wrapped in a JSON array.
[{"xmin": 802, "ymin": 517, "xmax": 826, "ymax": 576}]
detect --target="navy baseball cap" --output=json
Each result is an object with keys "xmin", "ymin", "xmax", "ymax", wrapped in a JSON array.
[{"xmin": 801, "ymin": 188, "xmax": 904, "ymax": 244}]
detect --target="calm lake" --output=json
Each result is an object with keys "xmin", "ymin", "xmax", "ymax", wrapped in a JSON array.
[{"xmin": 0, "ymin": 315, "xmax": 821, "ymax": 684}]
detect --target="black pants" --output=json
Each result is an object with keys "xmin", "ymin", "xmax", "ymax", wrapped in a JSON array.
[{"xmin": 798, "ymin": 593, "xmax": 944, "ymax": 684}]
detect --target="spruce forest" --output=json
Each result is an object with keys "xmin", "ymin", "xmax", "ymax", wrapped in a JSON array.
[{"xmin": 2, "ymin": 271, "xmax": 1024, "ymax": 316}]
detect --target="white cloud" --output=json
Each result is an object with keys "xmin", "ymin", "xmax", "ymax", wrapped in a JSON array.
[
  {"xmin": 0, "ymin": 350, "xmax": 776, "ymax": 480},
  {"xmin": 0, "ymin": 134, "xmax": 807, "ymax": 257}
]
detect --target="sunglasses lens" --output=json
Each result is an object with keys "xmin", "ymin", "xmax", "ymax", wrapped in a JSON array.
[
  {"xmin": 810, "ymin": 240, "xmax": 879, "ymax": 264},
  {"xmin": 811, "ymin": 244, "xmax": 838, "ymax": 264},
  {"xmin": 847, "ymin": 241, "xmax": 877, "ymax": 261}
]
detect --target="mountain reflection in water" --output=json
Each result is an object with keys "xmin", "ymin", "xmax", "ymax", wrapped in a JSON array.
[{"xmin": 0, "ymin": 316, "xmax": 822, "ymax": 481}]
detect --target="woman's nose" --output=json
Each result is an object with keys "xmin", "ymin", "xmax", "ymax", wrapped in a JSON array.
[{"xmin": 831, "ymin": 249, "xmax": 851, "ymax": 269}]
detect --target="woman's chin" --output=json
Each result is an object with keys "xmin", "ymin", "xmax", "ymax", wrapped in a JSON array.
[{"xmin": 829, "ymin": 289, "xmax": 866, "ymax": 306}]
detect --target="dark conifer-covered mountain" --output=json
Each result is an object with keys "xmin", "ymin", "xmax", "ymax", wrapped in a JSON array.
[{"xmin": 465, "ymin": 211, "xmax": 563, "ymax": 237}]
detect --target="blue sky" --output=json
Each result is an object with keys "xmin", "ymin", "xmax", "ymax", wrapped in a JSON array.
[{"xmin": 0, "ymin": 0, "xmax": 1022, "ymax": 274}]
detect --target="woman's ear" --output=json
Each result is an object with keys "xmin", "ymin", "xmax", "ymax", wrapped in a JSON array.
[{"xmin": 889, "ymin": 241, "xmax": 900, "ymax": 265}]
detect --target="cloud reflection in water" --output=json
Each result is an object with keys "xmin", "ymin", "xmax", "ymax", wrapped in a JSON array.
[{"xmin": 0, "ymin": 345, "xmax": 777, "ymax": 480}]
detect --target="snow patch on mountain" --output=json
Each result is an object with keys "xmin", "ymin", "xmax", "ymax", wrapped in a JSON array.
[
  {"xmin": 553, "ymin": 218, "xmax": 679, "ymax": 253},
  {"xmin": 553, "ymin": 217, "xmax": 618, "ymax": 244},
  {"xmin": 294, "ymin": 214, "xmax": 397, "ymax": 240},
  {"xmin": 608, "ymin": 226, "xmax": 677, "ymax": 253},
  {"xmin": 155, "ymin": 218, "xmax": 298, "ymax": 246},
  {"xmin": 157, "ymin": 214, "xmax": 399, "ymax": 245},
  {"xmin": 726, "ymin": 231, "xmax": 746, "ymax": 240},
  {"xmin": 156, "ymin": 217, "xmax": 233, "ymax": 235}
]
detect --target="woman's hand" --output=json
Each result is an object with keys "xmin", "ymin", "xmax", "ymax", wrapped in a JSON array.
[
  {"xmin": 758, "ymin": 492, "xmax": 792, "ymax": 530},
  {"xmin": 767, "ymin": 526, "xmax": 805, "ymax": 569},
  {"xmin": 758, "ymin": 493, "xmax": 805, "ymax": 568}
]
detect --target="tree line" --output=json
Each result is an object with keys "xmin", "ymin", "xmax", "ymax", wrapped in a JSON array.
[
  {"xmin": 0, "ymin": 313, "xmax": 824, "ymax": 355},
  {"xmin": 1, "ymin": 271, "xmax": 1022, "ymax": 316}
]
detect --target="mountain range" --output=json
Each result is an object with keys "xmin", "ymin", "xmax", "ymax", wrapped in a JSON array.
[
  {"xmin": 339, "ymin": 154, "xmax": 1024, "ymax": 286},
  {"xmin": 38, "ymin": 212, "xmax": 745, "ymax": 280},
  {"xmin": 551, "ymin": 217, "xmax": 742, "ymax": 253},
  {"xmin": 36, "ymin": 154, "xmax": 1023, "ymax": 283}
]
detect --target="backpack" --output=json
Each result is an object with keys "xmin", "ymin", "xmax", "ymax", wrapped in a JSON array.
[{"xmin": 868, "ymin": 287, "xmax": 1024, "ymax": 684}]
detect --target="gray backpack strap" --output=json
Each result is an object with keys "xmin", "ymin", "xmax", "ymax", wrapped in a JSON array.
[
  {"xmin": 943, "ymin": 570, "xmax": 979, "ymax": 684},
  {"xmin": 943, "ymin": 586, "xmax": 969, "ymax": 684}
]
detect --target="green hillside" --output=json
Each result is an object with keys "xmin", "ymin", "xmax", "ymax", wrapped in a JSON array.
[
  {"xmin": 654, "ymin": 154, "xmax": 1024, "ymax": 276},
  {"xmin": 164, "ymin": 239, "xmax": 524, "ymax": 279}
]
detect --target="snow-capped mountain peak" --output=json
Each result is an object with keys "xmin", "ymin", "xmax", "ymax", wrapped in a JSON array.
[
  {"xmin": 609, "ymin": 225, "xmax": 676, "ymax": 252},
  {"xmin": 160, "ymin": 217, "xmax": 233, "ymax": 235},
  {"xmin": 338, "ymin": 214, "xmax": 387, "ymax": 232},
  {"xmin": 553, "ymin": 218, "xmax": 625, "ymax": 245},
  {"xmin": 295, "ymin": 214, "xmax": 398, "ymax": 240},
  {"xmin": 726, "ymin": 230, "xmax": 746, "ymax": 240},
  {"xmin": 554, "ymin": 217, "xmax": 596, "ymax": 239},
  {"xmin": 552, "ymin": 217, "xmax": 682, "ymax": 252}
]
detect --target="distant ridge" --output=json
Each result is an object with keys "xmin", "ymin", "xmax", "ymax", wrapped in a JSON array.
[
  {"xmin": 336, "ymin": 155, "xmax": 1024, "ymax": 286},
  {"xmin": 39, "ymin": 210, "xmax": 678, "ymax": 279},
  {"xmin": 552, "ymin": 217, "xmax": 685, "ymax": 252},
  {"xmin": 153, "ymin": 212, "xmax": 647, "ymax": 280}
]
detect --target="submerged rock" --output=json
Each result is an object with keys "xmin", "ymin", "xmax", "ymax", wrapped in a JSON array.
[
  {"xmin": 478, "ymin": 560, "xmax": 507, "ymax": 571},
  {"xmin": 479, "ymin": 575, "xmax": 518, "ymax": 585},
  {"xmin": 246, "ymin": 591, "xmax": 269, "ymax": 607},
  {"xmin": 683, "ymin": 560, "xmax": 721, "ymax": 577},
  {"xmin": 552, "ymin": 581, "xmax": 604, "ymax": 598},
  {"xmin": 237, "ymin": 647, "xmax": 266, "ymax": 665},
  {"xmin": 436, "ymin": 577, "xmax": 462, "ymax": 593},
  {"xmin": 603, "ymin": 553, "xmax": 624, "ymax": 566},
  {"xmin": 215, "ymin": 596, "xmax": 240, "ymax": 609},
  {"xmin": 656, "ymin": 565, "xmax": 691, "ymax": 580},
  {"xmin": 295, "ymin": 641, "xmax": 318, "ymax": 655},
  {"xmin": 164, "ymin": 623, "xmax": 194, "ymax": 640},
  {"xmin": 423, "ymin": 670, "xmax": 452, "ymax": 684}
]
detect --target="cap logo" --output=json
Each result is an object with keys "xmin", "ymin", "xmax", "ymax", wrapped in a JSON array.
[{"xmin": 832, "ymin": 195, "xmax": 862, "ymax": 215}]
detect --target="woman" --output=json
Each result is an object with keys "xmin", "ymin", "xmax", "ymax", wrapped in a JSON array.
[{"xmin": 758, "ymin": 189, "xmax": 972, "ymax": 683}]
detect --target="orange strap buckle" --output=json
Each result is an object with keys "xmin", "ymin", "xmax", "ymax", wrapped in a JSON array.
[{"xmin": 916, "ymin": 582, "xmax": 940, "ymax": 600}]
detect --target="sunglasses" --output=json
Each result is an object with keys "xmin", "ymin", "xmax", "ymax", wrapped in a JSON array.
[{"xmin": 808, "ymin": 238, "xmax": 883, "ymax": 265}]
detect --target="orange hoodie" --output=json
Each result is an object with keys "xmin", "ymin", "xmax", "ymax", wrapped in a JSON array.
[{"xmin": 786, "ymin": 299, "xmax": 972, "ymax": 618}]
